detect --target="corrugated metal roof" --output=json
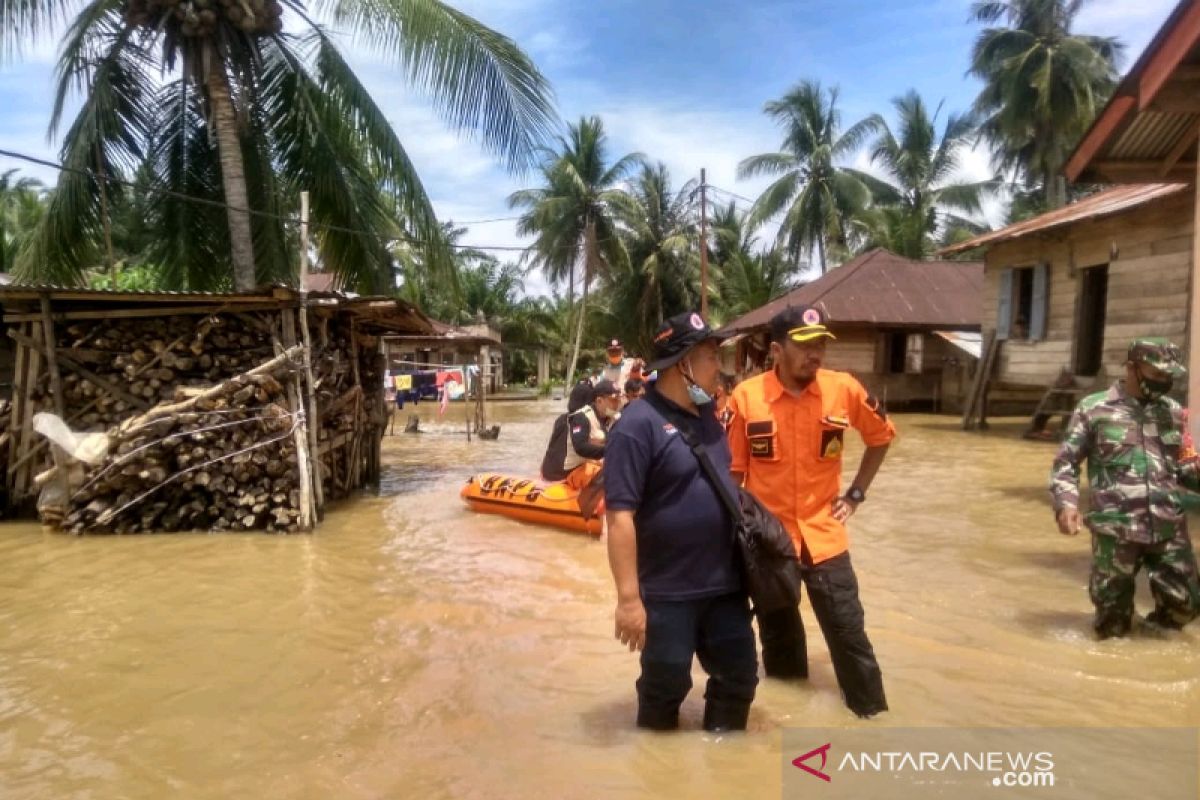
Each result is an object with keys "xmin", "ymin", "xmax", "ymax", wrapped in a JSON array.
[
  {"xmin": 719, "ymin": 249, "xmax": 984, "ymax": 335},
  {"xmin": 934, "ymin": 330, "xmax": 982, "ymax": 359},
  {"xmin": 0, "ymin": 283, "xmax": 294, "ymax": 302},
  {"xmin": 1065, "ymin": 0, "xmax": 1200, "ymax": 182},
  {"xmin": 937, "ymin": 183, "xmax": 1189, "ymax": 256},
  {"xmin": 0, "ymin": 282, "xmax": 434, "ymax": 334}
]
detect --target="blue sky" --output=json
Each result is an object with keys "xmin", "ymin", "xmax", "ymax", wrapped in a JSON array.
[{"xmin": 0, "ymin": 0, "xmax": 1180, "ymax": 290}]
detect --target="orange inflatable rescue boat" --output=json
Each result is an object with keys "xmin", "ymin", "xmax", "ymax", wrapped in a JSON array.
[{"xmin": 460, "ymin": 473, "xmax": 603, "ymax": 536}]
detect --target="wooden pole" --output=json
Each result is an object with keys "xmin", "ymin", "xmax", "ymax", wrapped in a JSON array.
[
  {"xmin": 281, "ymin": 311, "xmax": 314, "ymax": 531},
  {"xmin": 1190, "ymin": 139, "xmax": 1200, "ymax": 447},
  {"xmin": 699, "ymin": 167, "xmax": 709, "ymax": 320},
  {"xmin": 38, "ymin": 295, "xmax": 66, "ymax": 419},
  {"xmin": 6, "ymin": 322, "xmax": 31, "ymax": 508},
  {"xmin": 478, "ymin": 344, "xmax": 489, "ymax": 432},
  {"xmin": 465, "ymin": 361, "xmax": 472, "ymax": 443},
  {"xmin": 298, "ymin": 191, "xmax": 324, "ymax": 516}
]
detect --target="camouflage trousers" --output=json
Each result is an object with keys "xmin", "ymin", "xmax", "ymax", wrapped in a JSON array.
[{"xmin": 1089, "ymin": 531, "xmax": 1200, "ymax": 638}]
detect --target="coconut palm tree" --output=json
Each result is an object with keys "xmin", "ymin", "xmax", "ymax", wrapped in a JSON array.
[
  {"xmin": 706, "ymin": 201, "xmax": 799, "ymax": 320},
  {"xmin": 737, "ymin": 80, "xmax": 878, "ymax": 273},
  {"xmin": 602, "ymin": 161, "xmax": 699, "ymax": 352},
  {"xmin": 5, "ymin": 0, "xmax": 557, "ymax": 292},
  {"xmin": 969, "ymin": 0, "xmax": 1122, "ymax": 209},
  {"xmin": 856, "ymin": 91, "xmax": 997, "ymax": 258},
  {"xmin": 0, "ymin": 170, "xmax": 46, "ymax": 275},
  {"xmin": 509, "ymin": 116, "xmax": 641, "ymax": 383}
]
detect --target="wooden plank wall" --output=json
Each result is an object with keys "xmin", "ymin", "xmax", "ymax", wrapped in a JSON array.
[{"xmin": 983, "ymin": 191, "xmax": 1193, "ymax": 387}]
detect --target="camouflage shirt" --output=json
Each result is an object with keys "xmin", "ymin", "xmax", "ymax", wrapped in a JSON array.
[{"xmin": 1050, "ymin": 381, "xmax": 1200, "ymax": 543}]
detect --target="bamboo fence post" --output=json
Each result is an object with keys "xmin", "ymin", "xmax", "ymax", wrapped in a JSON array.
[
  {"xmin": 297, "ymin": 192, "xmax": 324, "ymax": 516},
  {"xmin": 14, "ymin": 322, "xmax": 44, "ymax": 503},
  {"xmin": 6, "ymin": 321, "xmax": 30, "ymax": 506},
  {"xmin": 281, "ymin": 309, "xmax": 314, "ymax": 530},
  {"xmin": 348, "ymin": 327, "xmax": 362, "ymax": 489}
]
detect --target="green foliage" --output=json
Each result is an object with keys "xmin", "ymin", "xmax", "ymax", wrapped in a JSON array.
[
  {"xmin": 969, "ymin": 0, "xmax": 1123, "ymax": 208},
  {"xmin": 853, "ymin": 90, "xmax": 997, "ymax": 258},
  {"xmin": 738, "ymin": 80, "xmax": 878, "ymax": 272},
  {"xmin": 7, "ymin": 0, "xmax": 556, "ymax": 291},
  {"xmin": 509, "ymin": 116, "xmax": 640, "ymax": 381},
  {"xmin": 0, "ymin": 169, "xmax": 46, "ymax": 276}
]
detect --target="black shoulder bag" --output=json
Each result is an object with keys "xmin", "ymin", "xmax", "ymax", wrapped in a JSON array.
[{"xmin": 645, "ymin": 393, "xmax": 803, "ymax": 614}]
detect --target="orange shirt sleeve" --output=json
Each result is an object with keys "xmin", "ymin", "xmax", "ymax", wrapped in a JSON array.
[
  {"xmin": 847, "ymin": 377, "xmax": 896, "ymax": 447},
  {"xmin": 726, "ymin": 387, "xmax": 749, "ymax": 475}
]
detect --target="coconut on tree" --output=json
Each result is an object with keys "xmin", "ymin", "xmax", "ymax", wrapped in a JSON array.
[{"xmin": 3, "ymin": 0, "xmax": 558, "ymax": 292}]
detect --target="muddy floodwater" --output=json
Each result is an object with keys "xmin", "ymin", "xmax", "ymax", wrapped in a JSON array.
[{"xmin": 1, "ymin": 402, "xmax": 1197, "ymax": 799}]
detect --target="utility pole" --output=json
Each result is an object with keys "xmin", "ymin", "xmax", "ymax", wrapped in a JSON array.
[{"xmin": 699, "ymin": 167, "xmax": 709, "ymax": 319}]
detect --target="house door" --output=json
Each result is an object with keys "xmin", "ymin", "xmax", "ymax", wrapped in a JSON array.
[{"xmin": 1073, "ymin": 265, "xmax": 1108, "ymax": 376}]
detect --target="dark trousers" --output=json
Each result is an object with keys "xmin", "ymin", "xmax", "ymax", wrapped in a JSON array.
[
  {"xmin": 636, "ymin": 592, "xmax": 759, "ymax": 731},
  {"xmin": 1090, "ymin": 531, "xmax": 1200, "ymax": 638},
  {"xmin": 757, "ymin": 551, "xmax": 887, "ymax": 717}
]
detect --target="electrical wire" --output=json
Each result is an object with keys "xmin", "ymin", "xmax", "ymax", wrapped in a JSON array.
[{"xmin": 0, "ymin": 146, "xmax": 532, "ymax": 252}]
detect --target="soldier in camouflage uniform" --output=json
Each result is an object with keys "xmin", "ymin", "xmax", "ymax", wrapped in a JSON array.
[{"xmin": 1049, "ymin": 338, "xmax": 1200, "ymax": 638}]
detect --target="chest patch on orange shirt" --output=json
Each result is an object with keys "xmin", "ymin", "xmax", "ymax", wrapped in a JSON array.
[{"xmin": 820, "ymin": 428, "xmax": 844, "ymax": 459}]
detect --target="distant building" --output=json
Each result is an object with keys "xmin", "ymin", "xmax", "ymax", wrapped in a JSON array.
[{"xmin": 719, "ymin": 248, "xmax": 983, "ymax": 412}]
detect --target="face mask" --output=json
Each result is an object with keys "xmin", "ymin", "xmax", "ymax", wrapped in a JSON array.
[
  {"xmin": 681, "ymin": 360, "xmax": 713, "ymax": 405},
  {"xmin": 1138, "ymin": 369, "xmax": 1173, "ymax": 401}
]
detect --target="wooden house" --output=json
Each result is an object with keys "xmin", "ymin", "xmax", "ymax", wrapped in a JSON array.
[
  {"xmin": 718, "ymin": 248, "xmax": 984, "ymax": 412},
  {"xmin": 1060, "ymin": 0, "xmax": 1200, "ymax": 419},
  {"xmin": 938, "ymin": 184, "xmax": 1192, "ymax": 424},
  {"xmin": 941, "ymin": 0, "xmax": 1200, "ymax": 430}
]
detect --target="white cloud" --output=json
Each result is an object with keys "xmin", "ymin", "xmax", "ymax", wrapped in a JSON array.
[{"xmin": 1077, "ymin": 0, "xmax": 1179, "ymax": 58}]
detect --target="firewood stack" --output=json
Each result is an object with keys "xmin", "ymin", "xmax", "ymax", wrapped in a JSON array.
[
  {"xmin": 57, "ymin": 314, "xmax": 275, "ymax": 432},
  {"xmin": 11, "ymin": 300, "xmax": 389, "ymax": 533},
  {"xmin": 60, "ymin": 346, "xmax": 305, "ymax": 534},
  {"xmin": 308, "ymin": 317, "xmax": 375, "ymax": 501},
  {"xmin": 0, "ymin": 398, "xmax": 10, "ymax": 516}
]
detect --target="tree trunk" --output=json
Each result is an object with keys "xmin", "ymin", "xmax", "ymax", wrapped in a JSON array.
[
  {"xmin": 1044, "ymin": 165, "xmax": 1067, "ymax": 210},
  {"xmin": 816, "ymin": 235, "xmax": 827, "ymax": 274},
  {"xmin": 206, "ymin": 61, "xmax": 257, "ymax": 292},
  {"xmin": 563, "ymin": 220, "xmax": 595, "ymax": 385}
]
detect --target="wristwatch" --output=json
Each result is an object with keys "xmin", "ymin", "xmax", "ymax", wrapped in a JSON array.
[{"xmin": 845, "ymin": 486, "xmax": 866, "ymax": 504}]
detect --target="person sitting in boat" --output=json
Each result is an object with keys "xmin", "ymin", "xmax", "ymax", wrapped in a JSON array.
[
  {"xmin": 543, "ymin": 379, "xmax": 622, "ymax": 489},
  {"xmin": 624, "ymin": 378, "xmax": 646, "ymax": 404},
  {"xmin": 541, "ymin": 380, "xmax": 598, "ymax": 482},
  {"xmin": 601, "ymin": 339, "xmax": 634, "ymax": 388}
]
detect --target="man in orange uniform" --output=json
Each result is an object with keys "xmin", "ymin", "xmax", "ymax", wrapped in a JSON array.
[{"xmin": 727, "ymin": 305, "xmax": 895, "ymax": 718}]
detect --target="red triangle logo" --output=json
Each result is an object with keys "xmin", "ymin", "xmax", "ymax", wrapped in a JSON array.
[{"xmin": 792, "ymin": 743, "xmax": 832, "ymax": 782}]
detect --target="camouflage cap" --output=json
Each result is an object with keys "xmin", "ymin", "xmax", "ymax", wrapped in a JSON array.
[{"xmin": 1128, "ymin": 337, "xmax": 1186, "ymax": 379}]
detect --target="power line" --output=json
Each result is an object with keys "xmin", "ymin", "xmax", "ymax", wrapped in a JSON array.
[
  {"xmin": 448, "ymin": 214, "xmax": 523, "ymax": 225},
  {"xmin": 0, "ymin": 147, "xmax": 532, "ymax": 253},
  {"xmin": 706, "ymin": 183, "xmax": 757, "ymax": 206}
]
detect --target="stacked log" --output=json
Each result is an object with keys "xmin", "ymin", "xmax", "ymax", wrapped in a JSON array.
[
  {"xmin": 309, "ymin": 317, "xmax": 371, "ymax": 500},
  {"xmin": 11, "ymin": 304, "xmax": 386, "ymax": 532},
  {"xmin": 57, "ymin": 314, "xmax": 275, "ymax": 433},
  {"xmin": 0, "ymin": 398, "xmax": 10, "ymax": 515},
  {"xmin": 61, "ymin": 347, "xmax": 304, "ymax": 534}
]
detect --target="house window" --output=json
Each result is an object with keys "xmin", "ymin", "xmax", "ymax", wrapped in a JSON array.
[
  {"xmin": 887, "ymin": 332, "xmax": 906, "ymax": 374},
  {"xmin": 442, "ymin": 351, "xmax": 456, "ymax": 366},
  {"xmin": 997, "ymin": 263, "xmax": 1048, "ymax": 341},
  {"xmin": 905, "ymin": 333, "xmax": 924, "ymax": 374}
]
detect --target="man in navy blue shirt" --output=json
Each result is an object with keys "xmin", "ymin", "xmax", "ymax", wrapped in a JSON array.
[{"xmin": 605, "ymin": 311, "xmax": 758, "ymax": 731}]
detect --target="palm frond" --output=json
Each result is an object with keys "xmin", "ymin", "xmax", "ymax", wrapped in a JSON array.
[{"xmin": 320, "ymin": 0, "xmax": 558, "ymax": 171}]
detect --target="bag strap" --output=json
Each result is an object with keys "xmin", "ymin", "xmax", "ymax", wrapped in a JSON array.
[{"xmin": 644, "ymin": 391, "xmax": 744, "ymax": 524}]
